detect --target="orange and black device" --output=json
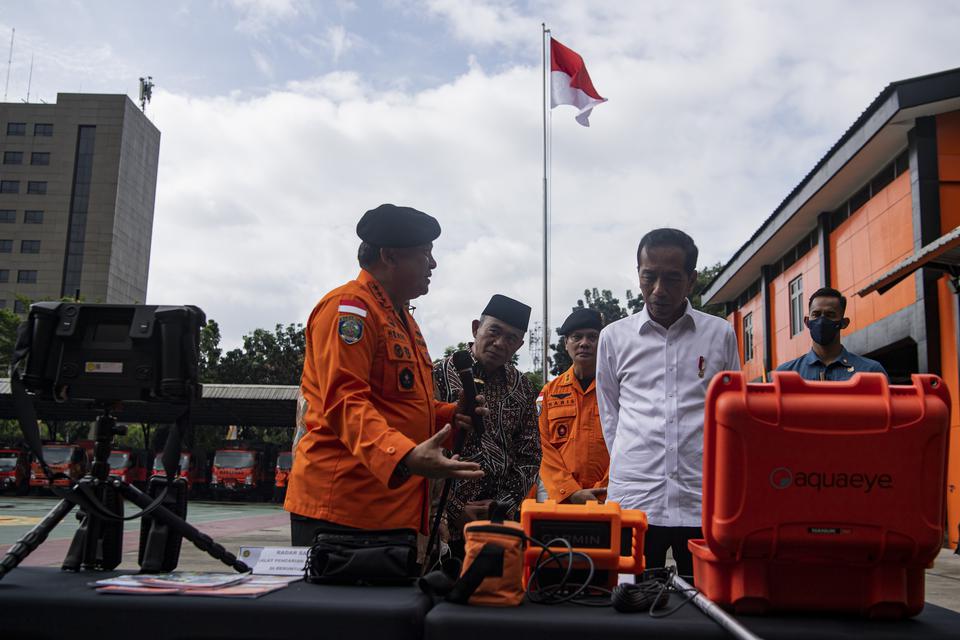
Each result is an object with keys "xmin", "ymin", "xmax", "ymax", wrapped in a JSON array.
[{"xmin": 520, "ymin": 499, "xmax": 647, "ymax": 589}]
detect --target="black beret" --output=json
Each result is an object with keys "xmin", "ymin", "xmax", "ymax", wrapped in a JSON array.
[
  {"xmin": 356, "ymin": 204, "xmax": 441, "ymax": 248},
  {"xmin": 558, "ymin": 308, "xmax": 603, "ymax": 336},
  {"xmin": 482, "ymin": 294, "xmax": 531, "ymax": 332}
]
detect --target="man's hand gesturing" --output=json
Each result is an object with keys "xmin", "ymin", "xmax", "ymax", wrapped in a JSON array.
[{"xmin": 402, "ymin": 424, "xmax": 484, "ymax": 480}]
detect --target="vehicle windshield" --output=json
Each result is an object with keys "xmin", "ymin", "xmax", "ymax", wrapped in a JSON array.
[
  {"xmin": 214, "ymin": 451, "xmax": 255, "ymax": 468},
  {"xmin": 108, "ymin": 452, "xmax": 130, "ymax": 469},
  {"xmin": 154, "ymin": 453, "xmax": 190, "ymax": 471},
  {"xmin": 277, "ymin": 452, "xmax": 293, "ymax": 470},
  {"xmin": 42, "ymin": 446, "xmax": 74, "ymax": 465},
  {"xmin": 0, "ymin": 454, "xmax": 18, "ymax": 470}
]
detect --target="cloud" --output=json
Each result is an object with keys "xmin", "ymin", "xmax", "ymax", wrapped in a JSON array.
[
  {"xmin": 250, "ymin": 48, "xmax": 274, "ymax": 77},
  {"xmin": 422, "ymin": 0, "xmax": 538, "ymax": 48},
  {"xmin": 144, "ymin": 1, "xmax": 960, "ymax": 371},
  {"xmin": 325, "ymin": 25, "xmax": 357, "ymax": 62},
  {"xmin": 227, "ymin": 0, "xmax": 311, "ymax": 35},
  {"xmin": 7, "ymin": 2, "xmax": 960, "ymax": 372}
]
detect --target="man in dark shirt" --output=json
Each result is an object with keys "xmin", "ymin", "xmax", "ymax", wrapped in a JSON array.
[
  {"xmin": 433, "ymin": 294, "xmax": 541, "ymax": 543},
  {"xmin": 776, "ymin": 287, "xmax": 887, "ymax": 381}
]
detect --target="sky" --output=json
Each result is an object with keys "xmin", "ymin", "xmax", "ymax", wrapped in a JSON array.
[{"xmin": 2, "ymin": 0, "xmax": 960, "ymax": 371}]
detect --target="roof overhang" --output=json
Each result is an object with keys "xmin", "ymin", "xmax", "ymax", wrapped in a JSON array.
[
  {"xmin": 704, "ymin": 67, "xmax": 960, "ymax": 305},
  {"xmin": 857, "ymin": 226, "xmax": 960, "ymax": 297},
  {"xmin": 0, "ymin": 382, "xmax": 298, "ymax": 427}
]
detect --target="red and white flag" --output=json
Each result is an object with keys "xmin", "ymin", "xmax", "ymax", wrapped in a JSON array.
[{"xmin": 550, "ymin": 37, "xmax": 606, "ymax": 127}]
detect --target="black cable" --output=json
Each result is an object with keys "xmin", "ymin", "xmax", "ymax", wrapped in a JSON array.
[
  {"xmin": 524, "ymin": 535, "xmax": 611, "ymax": 606},
  {"xmin": 610, "ymin": 580, "xmax": 670, "ymax": 612}
]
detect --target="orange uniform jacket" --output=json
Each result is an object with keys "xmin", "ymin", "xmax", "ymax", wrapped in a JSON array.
[
  {"xmin": 284, "ymin": 270, "xmax": 456, "ymax": 531},
  {"xmin": 537, "ymin": 366, "xmax": 609, "ymax": 501}
]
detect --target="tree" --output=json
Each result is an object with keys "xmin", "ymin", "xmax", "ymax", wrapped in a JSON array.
[
  {"xmin": 0, "ymin": 307, "xmax": 22, "ymax": 374},
  {"xmin": 692, "ymin": 261, "xmax": 726, "ymax": 318},
  {"xmin": 198, "ymin": 319, "xmax": 223, "ymax": 382},
  {"xmin": 213, "ymin": 323, "xmax": 305, "ymax": 385}
]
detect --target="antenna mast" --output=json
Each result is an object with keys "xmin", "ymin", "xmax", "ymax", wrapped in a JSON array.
[
  {"xmin": 138, "ymin": 76, "xmax": 154, "ymax": 112},
  {"xmin": 3, "ymin": 28, "xmax": 13, "ymax": 102},
  {"xmin": 24, "ymin": 54, "xmax": 33, "ymax": 102}
]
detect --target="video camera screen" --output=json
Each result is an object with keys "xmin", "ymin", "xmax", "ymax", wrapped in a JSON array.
[{"xmin": 17, "ymin": 302, "xmax": 205, "ymax": 404}]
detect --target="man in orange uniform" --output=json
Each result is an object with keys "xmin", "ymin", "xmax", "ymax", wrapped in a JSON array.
[
  {"xmin": 538, "ymin": 308, "xmax": 609, "ymax": 504},
  {"xmin": 285, "ymin": 204, "xmax": 484, "ymax": 545}
]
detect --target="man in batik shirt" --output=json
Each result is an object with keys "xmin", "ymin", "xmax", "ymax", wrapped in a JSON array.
[{"xmin": 433, "ymin": 294, "xmax": 541, "ymax": 554}]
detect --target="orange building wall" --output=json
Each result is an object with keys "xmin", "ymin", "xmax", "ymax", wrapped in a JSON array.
[
  {"xmin": 937, "ymin": 110, "xmax": 960, "ymax": 549},
  {"xmin": 727, "ymin": 294, "xmax": 765, "ymax": 381},
  {"xmin": 939, "ymin": 110, "xmax": 960, "ymax": 232},
  {"xmin": 831, "ymin": 171, "xmax": 916, "ymax": 334},
  {"xmin": 770, "ymin": 248, "xmax": 821, "ymax": 367}
]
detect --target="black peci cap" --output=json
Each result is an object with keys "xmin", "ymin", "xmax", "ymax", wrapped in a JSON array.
[
  {"xmin": 482, "ymin": 294, "xmax": 531, "ymax": 332},
  {"xmin": 558, "ymin": 308, "xmax": 603, "ymax": 336},
  {"xmin": 356, "ymin": 204, "xmax": 441, "ymax": 248}
]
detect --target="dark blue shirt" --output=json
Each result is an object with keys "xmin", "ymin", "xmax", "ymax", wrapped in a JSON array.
[{"xmin": 776, "ymin": 346, "xmax": 888, "ymax": 381}]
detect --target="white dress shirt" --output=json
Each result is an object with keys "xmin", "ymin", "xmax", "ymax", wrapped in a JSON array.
[{"xmin": 596, "ymin": 301, "xmax": 740, "ymax": 527}]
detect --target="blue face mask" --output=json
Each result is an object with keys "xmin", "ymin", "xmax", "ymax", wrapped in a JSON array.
[{"xmin": 808, "ymin": 317, "xmax": 842, "ymax": 345}]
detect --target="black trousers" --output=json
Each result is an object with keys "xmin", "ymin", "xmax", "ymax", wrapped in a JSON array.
[
  {"xmin": 290, "ymin": 513, "xmax": 355, "ymax": 546},
  {"xmin": 643, "ymin": 525, "xmax": 702, "ymax": 579}
]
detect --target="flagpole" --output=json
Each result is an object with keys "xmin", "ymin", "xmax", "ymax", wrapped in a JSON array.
[{"xmin": 541, "ymin": 23, "xmax": 550, "ymax": 384}]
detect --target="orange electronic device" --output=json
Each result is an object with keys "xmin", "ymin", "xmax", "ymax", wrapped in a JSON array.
[
  {"xmin": 520, "ymin": 498, "xmax": 647, "ymax": 589},
  {"xmin": 690, "ymin": 371, "xmax": 950, "ymax": 619}
]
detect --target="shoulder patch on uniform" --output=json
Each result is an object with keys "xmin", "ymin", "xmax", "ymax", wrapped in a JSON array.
[
  {"xmin": 338, "ymin": 298, "xmax": 368, "ymax": 318},
  {"xmin": 338, "ymin": 316, "xmax": 364, "ymax": 344},
  {"xmin": 536, "ymin": 392, "xmax": 544, "ymax": 416}
]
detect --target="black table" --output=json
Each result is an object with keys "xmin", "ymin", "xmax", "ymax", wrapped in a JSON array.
[
  {"xmin": 0, "ymin": 567, "xmax": 432, "ymax": 640},
  {"xmin": 424, "ymin": 594, "xmax": 960, "ymax": 640}
]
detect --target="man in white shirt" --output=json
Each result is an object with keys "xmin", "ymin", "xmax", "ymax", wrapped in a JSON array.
[{"xmin": 596, "ymin": 228, "xmax": 740, "ymax": 578}]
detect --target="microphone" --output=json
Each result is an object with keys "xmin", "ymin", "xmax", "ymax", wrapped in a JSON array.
[{"xmin": 451, "ymin": 349, "xmax": 484, "ymax": 451}]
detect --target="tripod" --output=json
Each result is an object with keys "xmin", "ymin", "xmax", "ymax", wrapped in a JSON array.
[{"xmin": 0, "ymin": 406, "xmax": 250, "ymax": 579}]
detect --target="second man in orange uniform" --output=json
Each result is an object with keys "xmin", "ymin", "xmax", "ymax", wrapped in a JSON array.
[{"xmin": 538, "ymin": 308, "xmax": 609, "ymax": 504}]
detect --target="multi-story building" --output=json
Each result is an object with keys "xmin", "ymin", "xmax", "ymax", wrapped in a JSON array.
[
  {"xmin": 703, "ymin": 67, "xmax": 960, "ymax": 549},
  {"xmin": 0, "ymin": 93, "xmax": 160, "ymax": 311}
]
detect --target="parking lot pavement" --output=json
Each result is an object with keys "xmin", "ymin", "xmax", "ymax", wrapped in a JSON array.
[{"xmin": 2, "ymin": 496, "xmax": 959, "ymax": 613}]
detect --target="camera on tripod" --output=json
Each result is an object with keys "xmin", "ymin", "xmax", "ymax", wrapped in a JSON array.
[{"xmin": 1, "ymin": 302, "xmax": 249, "ymax": 580}]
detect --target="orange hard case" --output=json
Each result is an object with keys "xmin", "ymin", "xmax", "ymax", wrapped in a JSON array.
[{"xmin": 690, "ymin": 371, "xmax": 950, "ymax": 618}]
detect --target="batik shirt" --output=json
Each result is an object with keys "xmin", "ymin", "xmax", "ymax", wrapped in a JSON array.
[{"xmin": 433, "ymin": 350, "xmax": 541, "ymax": 525}]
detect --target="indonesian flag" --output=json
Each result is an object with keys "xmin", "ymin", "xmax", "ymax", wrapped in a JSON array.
[{"xmin": 550, "ymin": 37, "xmax": 607, "ymax": 127}]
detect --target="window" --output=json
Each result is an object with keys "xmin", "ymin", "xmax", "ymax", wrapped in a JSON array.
[
  {"xmin": 62, "ymin": 125, "xmax": 96, "ymax": 298},
  {"xmin": 0, "ymin": 209, "xmax": 14, "ymax": 223},
  {"xmin": 26, "ymin": 181, "xmax": 47, "ymax": 194},
  {"xmin": 2, "ymin": 151, "xmax": 23, "ymax": 164},
  {"xmin": 30, "ymin": 152, "xmax": 50, "ymax": 166},
  {"xmin": 0, "ymin": 239, "xmax": 12, "ymax": 253},
  {"xmin": 0, "ymin": 180, "xmax": 19, "ymax": 193},
  {"xmin": 33, "ymin": 123, "xmax": 53, "ymax": 136},
  {"xmin": 20, "ymin": 240, "xmax": 40, "ymax": 253},
  {"xmin": 17, "ymin": 270, "xmax": 37, "ymax": 284},
  {"xmin": 0, "ymin": 269, "xmax": 8, "ymax": 283},
  {"xmin": 23, "ymin": 210, "xmax": 43, "ymax": 224},
  {"xmin": 13, "ymin": 299, "xmax": 28, "ymax": 313},
  {"xmin": 0, "ymin": 299, "xmax": 5, "ymax": 308},
  {"xmin": 742, "ymin": 312, "xmax": 754, "ymax": 362},
  {"xmin": 6, "ymin": 122, "xmax": 25, "ymax": 136},
  {"xmin": 789, "ymin": 275, "xmax": 804, "ymax": 337}
]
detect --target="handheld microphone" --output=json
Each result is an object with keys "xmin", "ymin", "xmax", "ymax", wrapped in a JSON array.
[{"xmin": 451, "ymin": 349, "xmax": 484, "ymax": 451}]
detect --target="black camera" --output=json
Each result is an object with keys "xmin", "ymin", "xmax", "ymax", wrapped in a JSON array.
[{"xmin": 18, "ymin": 302, "xmax": 205, "ymax": 404}]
